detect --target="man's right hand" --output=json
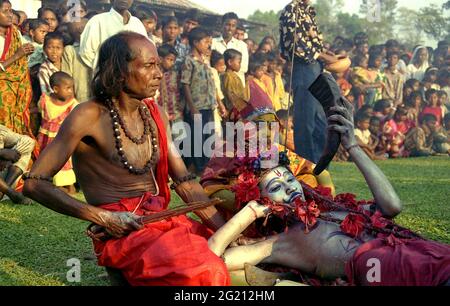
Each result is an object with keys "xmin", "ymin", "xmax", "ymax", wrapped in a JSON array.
[
  {"xmin": 0, "ymin": 149, "xmax": 21, "ymax": 163},
  {"xmin": 102, "ymin": 211, "xmax": 144, "ymax": 238}
]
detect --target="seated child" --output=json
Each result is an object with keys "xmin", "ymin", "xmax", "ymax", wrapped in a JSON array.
[
  {"xmin": 37, "ymin": 72, "xmax": 79, "ymax": 194},
  {"xmin": 420, "ymin": 89, "xmax": 443, "ymax": 126},
  {"xmin": 432, "ymin": 113, "xmax": 450, "ymax": 155},
  {"xmin": 405, "ymin": 91, "xmax": 423, "ymax": 127},
  {"xmin": 373, "ymin": 99, "xmax": 395, "ymax": 123},
  {"xmin": 369, "ymin": 116, "xmax": 388, "ymax": 158},
  {"xmin": 405, "ymin": 114, "xmax": 438, "ymax": 157},
  {"xmin": 354, "ymin": 112, "xmax": 386, "ymax": 160},
  {"xmin": 437, "ymin": 90, "xmax": 448, "ymax": 118},
  {"xmin": 39, "ymin": 32, "xmax": 64, "ymax": 94},
  {"xmin": 351, "ymin": 55, "xmax": 384, "ymax": 106},
  {"xmin": 382, "ymin": 106, "xmax": 413, "ymax": 158}
]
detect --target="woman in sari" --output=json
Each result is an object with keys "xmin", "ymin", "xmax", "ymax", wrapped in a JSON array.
[{"xmin": 0, "ymin": 0, "xmax": 35, "ymax": 135}]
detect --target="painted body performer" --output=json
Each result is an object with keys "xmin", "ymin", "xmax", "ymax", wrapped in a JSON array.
[
  {"xmin": 23, "ymin": 32, "xmax": 229, "ymax": 286},
  {"xmin": 205, "ymin": 98, "xmax": 450, "ymax": 286}
]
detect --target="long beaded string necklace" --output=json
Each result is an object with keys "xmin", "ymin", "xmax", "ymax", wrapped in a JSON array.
[{"xmin": 107, "ymin": 99, "xmax": 159, "ymax": 175}]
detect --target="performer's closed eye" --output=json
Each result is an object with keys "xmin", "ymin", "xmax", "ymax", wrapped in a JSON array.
[{"xmin": 270, "ymin": 185, "xmax": 281, "ymax": 193}]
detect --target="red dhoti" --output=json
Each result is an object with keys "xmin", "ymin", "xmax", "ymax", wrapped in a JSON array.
[
  {"xmin": 345, "ymin": 234, "xmax": 450, "ymax": 286},
  {"xmin": 92, "ymin": 192, "xmax": 230, "ymax": 286}
]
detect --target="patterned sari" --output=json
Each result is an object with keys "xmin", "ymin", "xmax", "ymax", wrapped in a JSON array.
[{"xmin": 0, "ymin": 26, "xmax": 33, "ymax": 135}]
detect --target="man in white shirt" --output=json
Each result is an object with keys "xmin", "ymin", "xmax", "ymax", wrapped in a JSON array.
[
  {"xmin": 212, "ymin": 12, "xmax": 249, "ymax": 86},
  {"xmin": 79, "ymin": 0, "xmax": 148, "ymax": 70}
]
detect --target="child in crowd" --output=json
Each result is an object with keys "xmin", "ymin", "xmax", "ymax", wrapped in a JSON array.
[
  {"xmin": 421, "ymin": 89, "xmax": 443, "ymax": 126},
  {"xmin": 354, "ymin": 112, "xmax": 386, "ymax": 160},
  {"xmin": 221, "ymin": 49, "xmax": 247, "ymax": 114},
  {"xmin": 352, "ymin": 55, "xmax": 384, "ymax": 107},
  {"xmin": 367, "ymin": 52, "xmax": 386, "ymax": 103},
  {"xmin": 266, "ymin": 52, "xmax": 286, "ymax": 111},
  {"xmin": 369, "ymin": 116, "xmax": 388, "ymax": 158},
  {"xmin": 37, "ymin": 72, "xmax": 78, "ymax": 194},
  {"xmin": 276, "ymin": 109, "xmax": 295, "ymax": 152},
  {"xmin": 437, "ymin": 90, "xmax": 448, "ymax": 117},
  {"xmin": 354, "ymin": 112, "xmax": 371, "ymax": 146},
  {"xmin": 382, "ymin": 106, "xmax": 413, "ymax": 158},
  {"xmin": 244, "ymin": 38, "xmax": 257, "ymax": 56},
  {"xmin": 405, "ymin": 91, "xmax": 423, "ymax": 126},
  {"xmin": 132, "ymin": 5, "xmax": 158, "ymax": 44},
  {"xmin": 252, "ymin": 53, "xmax": 275, "ymax": 109},
  {"xmin": 27, "ymin": 19, "xmax": 49, "ymax": 68},
  {"xmin": 248, "ymin": 57, "xmax": 273, "ymax": 105},
  {"xmin": 373, "ymin": 99, "xmax": 394, "ymax": 122},
  {"xmin": 404, "ymin": 114, "xmax": 438, "ymax": 157},
  {"xmin": 402, "ymin": 78, "xmax": 420, "ymax": 103},
  {"xmin": 62, "ymin": 18, "xmax": 92, "ymax": 102},
  {"xmin": 432, "ymin": 114, "xmax": 450, "ymax": 155},
  {"xmin": 181, "ymin": 27, "xmax": 217, "ymax": 174},
  {"xmin": 243, "ymin": 58, "xmax": 275, "ymax": 120},
  {"xmin": 383, "ymin": 51, "xmax": 404, "ymax": 107},
  {"xmin": 424, "ymin": 67, "xmax": 440, "ymax": 90},
  {"xmin": 39, "ymin": 32, "xmax": 64, "ymax": 94},
  {"xmin": 210, "ymin": 50, "xmax": 228, "ymax": 139},
  {"xmin": 157, "ymin": 44, "xmax": 185, "ymax": 141}
]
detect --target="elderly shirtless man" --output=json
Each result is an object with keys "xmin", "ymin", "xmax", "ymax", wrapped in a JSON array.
[{"xmin": 23, "ymin": 32, "xmax": 229, "ymax": 286}]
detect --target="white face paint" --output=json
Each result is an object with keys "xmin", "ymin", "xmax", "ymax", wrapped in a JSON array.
[{"xmin": 259, "ymin": 166, "xmax": 305, "ymax": 204}]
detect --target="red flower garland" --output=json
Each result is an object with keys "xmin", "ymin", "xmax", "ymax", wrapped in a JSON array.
[
  {"xmin": 231, "ymin": 171, "xmax": 261, "ymax": 209},
  {"xmin": 340, "ymin": 213, "xmax": 366, "ymax": 238}
]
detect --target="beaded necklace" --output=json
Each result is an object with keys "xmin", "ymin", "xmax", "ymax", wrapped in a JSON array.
[{"xmin": 107, "ymin": 99, "xmax": 159, "ymax": 175}]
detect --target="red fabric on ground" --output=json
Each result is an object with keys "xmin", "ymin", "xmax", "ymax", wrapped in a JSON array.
[
  {"xmin": 345, "ymin": 234, "xmax": 450, "ymax": 286},
  {"xmin": 93, "ymin": 192, "xmax": 230, "ymax": 286}
]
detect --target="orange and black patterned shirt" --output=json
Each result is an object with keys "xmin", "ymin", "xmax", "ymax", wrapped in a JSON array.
[{"xmin": 279, "ymin": 0, "xmax": 324, "ymax": 63}]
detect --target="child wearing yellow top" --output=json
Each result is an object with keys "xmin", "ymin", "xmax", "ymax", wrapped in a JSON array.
[
  {"xmin": 222, "ymin": 49, "xmax": 249, "ymax": 114},
  {"xmin": 37, "ymin": 72, "xmax": 78, "ymax": 194}
]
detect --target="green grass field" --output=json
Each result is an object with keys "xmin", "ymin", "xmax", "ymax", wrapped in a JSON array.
[{"xmin": 0, "ymin": 157, "xmax": 449, "ymax": 286}]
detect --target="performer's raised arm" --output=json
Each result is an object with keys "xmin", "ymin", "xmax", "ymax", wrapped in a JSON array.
[{"xmin": 327, "ymin": 98, "xmax": 402, "ymax": 218}]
